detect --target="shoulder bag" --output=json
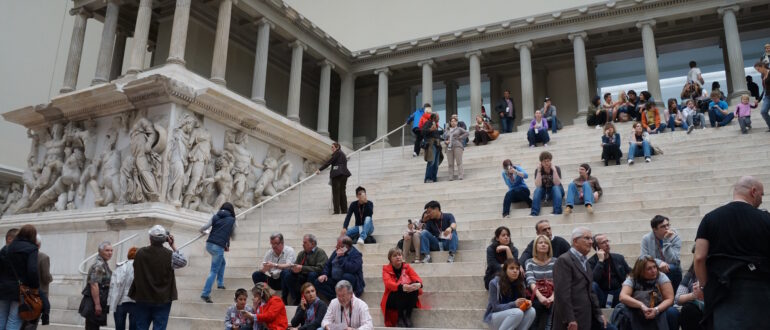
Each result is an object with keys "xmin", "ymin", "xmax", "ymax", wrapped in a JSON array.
[{"xmin": 1, "ymin": 249, "xmax": 43, "ymax": 321}]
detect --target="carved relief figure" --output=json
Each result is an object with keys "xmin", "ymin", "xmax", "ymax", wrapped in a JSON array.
[
  {"xmin": 298, "ymin": 158, "xmax": 319, "ymax": 181},
  {"xmin": 167, "ymin": 114, "xmax": 196, "ymax": 206},
  {"xmin": 272, "ymin": 160, "xmax": 294, "ymax": 192},
  {"xmin": 0, "ymin": 182, "xmax": 22, "ymax": 216},
  {"xmin": 129, "ymin": 116, "xmax": 165, "ymax": 202},
  {"xmin": 24, "ymin": 147, "xmax": 85, "ymax": 212},
  {"xmin": 34, "ymin": 123, "xmax": 66, "ymax": 193},
  {"xmin": 182, "ymin": 119, "xmax": 219, "ymax": 208},
  {"xmin": 224, "ymin": 130, "xmax": 259, "ymax": 208},
  {"xmin": 212, "ymin": 155, "xmax": 235, "ymax": 210},
  {"xmin": 26, "ymin": 129, "xmax": 39, "ymax": 168},
  {"xmin": 97, "ymin": 124, "xmax": 123, "ymax": 206}
]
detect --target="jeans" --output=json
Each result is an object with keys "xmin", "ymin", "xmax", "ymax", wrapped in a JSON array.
[
  {"xmin": 566, "ymin": 181, "xmax": 594, "ymax": 207},
  {"xmin": 668, "ymin": 115, "xmax": 688, "ymax": 131},
  {"xmin": 0, "ymin": 300, "xmax": 22, "ymax": 330},
  {"xmin": 646, "ymin": 123, "xmax": 666, "ymax": 134},
  {"xmin": 201, "ymin": 242, "xmax": 226, "ymax": 298},
  {"xmin": 526, "ymin": 128, "xmax": 550, "ymax": 146},
  {"xmin": 133, "ymin": 302, "xmax": 171, "ymax": 330},
  {"xmin": 419, "ymin": 230, "xmax": 458, "ymax": 254},
  {"xmin": 679, "ymin": 301, "xmax": 704, "ymax": 330},
  {"xmin": 546, "ymin": 115, "xmax": 558, "ymax": 133},
  {"xmin": 708, "ymin": 107, "xmax": 734, "ymax": 127},
  {"xmin": 530, "ymin": 185, "xmax": 564, "ymax": 215},
  {"xmin": 424, "ymin": 144, "xmax": 439, "ymax": 182},
  {"xmin": 627, "ymin": 141, "xmax": 651, "ymax": 159},
  {"xmin": 346, "ymin": 216, "xmax": 374, "ymax": 241},
  {"xmin": 501, "ymin": 116, "xmax": 514, "ymax": 133},
  {"xmin": 411, "ymin": 127, "xmax": 423, "ymax": 155},
  {"xmin": 761, "ymin": 95, "xmax": 770, "ymax": 130},
  {"xmin": 531, "ymin": 298, "xmax": 553, "ymax": 330},
  {"xmin": 284, "ymin": 271, "xmax": 319, "ymax": 305},
  {"xmin": 114, "ymin": 302, "xmax": 137, "ymax": 330},
  {"xmin": 488, "ymin": 307, "xmax": 536, "ymax": 330},
  {"xmin": 502, "ymin": 187, "xmax": 532, "ymax": 216},
  {"xmin": 315, "ymin": 273, "xmax": 361, "ymax": 301},
  {"xmin": 664, "ymin": 264, "xmax": 682, "ymax": 294},
  {"xmin": 591, "ymin": 283, "xmax": 621, "ymax": 308},
  {"xmin": 738, "ymin": 116, "xmax": 752, "ymax": 133}
]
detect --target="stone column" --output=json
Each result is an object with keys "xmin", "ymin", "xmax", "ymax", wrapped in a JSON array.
[
  {"xmin": 418, "ymin": 59, "xmax": 434, "ymax": 106},
  {"xmin": 250, "ymin": 19, "xmax": 273, "ymax": 104},
  {"xmin": 286, "ymin": 41, "xmax": 306, "ymax": 122},
  {"xmin": 126, "ymin": 0, "xmax": 153, "ymax": 74},
  {"xmin": 60, "ymin": 8, "xmax": 91, "ymax": 93},
  {"xmin": 636, "ymin": 20, "xmax": 663, "ymax": 105},
  {"xmin": 466, "ymin": 51, "xmax": 483, "ymax": 123},
  {"xmin": 92, "ymin": 0, "xmax": 120, "ymax": 85},
  {"xmin": 109, "ymin": 31, "xmax": 127, "ymax": 80},
  {"xmin": 569, "ymin": 32, "xmax": 590, "ymax": 123},
  {"xmin": 338, "ymin": 72, "xmax": 356, "ymax": 149},
  {"xmin": 445, "ymin": 80, "xmax": 458, "ymax": 118},
  {"xmin": 374, "ymin": 68, "xmax": 391, "ymax": 144},
  {"xmin": 210, "ymin": 0, "xmax": 233, "ymax": 85},
  {"xmin": 515, "ymin": 41, "xmax": 535, "ymax": 127},
  {"xmin": 166, "ymin": 0, "xmax": 192, "ymax": 65},
  {"xmin": 718, "ymin": 5, "xmax": 749, "ymax": 103},
  {"xmin": 316, "ymin": 60, "xmax": 334, "ymax": 136},
  {"xmin": 720, "ymin": 38, "xmax": 734, "ymax": 94}
]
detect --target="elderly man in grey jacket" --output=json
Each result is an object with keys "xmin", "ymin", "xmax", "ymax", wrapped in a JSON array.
[{"xmin": 640, "ymin": 215, "xmax": 682, "ymax": 291}]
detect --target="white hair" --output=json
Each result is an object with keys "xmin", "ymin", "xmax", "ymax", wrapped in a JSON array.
[
  {"xmin": 571, "ymin": 227, "xmax": 591, "ymax": 240},
  {"xmin": 36, "ymin": 234, "xmax": 42, "ymax": 245},
  {"xmin": 97, "ymin": 241, "xmax": 112, "ymax": 252}
]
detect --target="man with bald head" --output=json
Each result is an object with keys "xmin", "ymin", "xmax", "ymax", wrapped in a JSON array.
[{"xmin": 694, "ymin": 176, "xmax": 770, "ymax": 328}]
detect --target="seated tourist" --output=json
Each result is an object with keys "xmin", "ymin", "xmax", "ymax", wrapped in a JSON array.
[
  {"xmin": 484, "ymin": 226, "xmax": 520, "ymax": 290},
  {"xmin": 602, "ymin": 93, "xmax": 617, "ymax": 123},
  {"xmin": 681, "ymin": 99, "xmax": 706, "ymax": 133},
  {"xmin": 541, "ymin": 97, "xmax": 559, "ymax": 134},
  {"xmin": 525, "ymin": 235, "xmax": 556, "ymax": 330},
  {"xmin": 419, "ymin": 200, "xmax": 459, "ymax": 263},
  {"xmin": 640, "ymin": 215, "xmax": 682, "ymax": 291},
  {"xmin": 501, "ymin": 159, "xmax": 532, "ymax": 218},
  {"xmin": 641, "ymin": 100, "xmax": 666, "ymax": 134},
  {"xmin": 251, "ymin": 233, "xmax": 296, "ymax": 303},
  {"xmin": 343, "ymin": 186, "xmax": 374, "ymax": 245},
  {"xmin": 615, "ymin": 256, "xmax": 678, "ymax": 330},
  {"xmin": 241, "ymin": 283, "xmax": 289, "ymax": 330},
  {"xmin": 674, "ymin": 247, "xmax": 703, "ymax": 330},
  {"xmin": 707, "ymin": 90, "xmax": 734, "ymax": 127},
  {"xmin": 314, "ymin": 236, "xmax": 365, "ymax": 300},
  {"xmin": 530, "ymin": 151, "xmax": 563, "ymax": 216},
  {"xmin": 225, "ymin": 288, "xmax": 254, "ymax": 330},
  {"xmin": 284, "ymin": 234, "xmax": 329, "ymax": 305},
  {"xmin": 289, "ymin": 283, "xmax": 328, "ymax": 330},
  {"xmin": 518, "ymin": 219, "xmax": 571, "ymax": 268},
  {"xmin": 564, "ymin": 163, "xmax": 602, "ymax": 214},
  {"xmin": 321, "ymin": 280, "xmax": 373, "ymax": 330},
  {"xmin": 615, "ymin": 91, "xmax": 635, "ymax": 122},
  {"xmin": 587, "ymin": 95, "xmax": 606, "ymax": 128},
  {"xmin": 402, "ymin": 215, "xmax": 424, "ymax": 263},
  {"xmin": 710, "ymin": 81, "xmax": 726, "ymax": 101},
  {"xmin": 588, "ymin": 234, "xmax": 631, "ymax": 308},
  {"xmin": 665, "ymin": 98, "xmax": 688, "ymax": 132},
  {"xmin": 484, "ymin": 259, "xmax": 536, "ymax": 330},
  {"xmin": 473, "ymin": 115, "xmax": 497, "ymax": 145},
  {"xmin": 527, "ymin": 110, "xmax": 550, "ymax": 148},
  {"xmin": 381, "ymin": 248, "xmax": 423, "ymax": 327},
  {"xmin": 627, "ymin": 122, "xmax": 651, "ymax": 165},
  {"xmin": 625, "ymin": 90, "xmax": 642, "ymax": 121},
  {"xmin": 601, "ymin": 123, "xmax": 622, "ymax": 166}
]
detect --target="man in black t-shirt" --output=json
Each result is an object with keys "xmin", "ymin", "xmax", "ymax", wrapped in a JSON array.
[
  {"xmin": 694, "ymin": 176, "xmax": 770, "ymax": 329},
  {"xmin": 530, "ymin": 151, "xmax": 564, "ymax": 216}
]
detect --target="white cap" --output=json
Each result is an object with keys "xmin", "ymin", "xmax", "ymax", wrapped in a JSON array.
[{"xmin": 148, "ymin": 225, "xmax": 168, "ymax": 239}]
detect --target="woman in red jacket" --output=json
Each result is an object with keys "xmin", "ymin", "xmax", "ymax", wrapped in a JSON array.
[
  {"xmin": 242, "ymin": 282, "xmax": 288, "ymax": 330},
  {"xmin": 381, "ymin": 248, "xmax": 423, "ymax": 328}
]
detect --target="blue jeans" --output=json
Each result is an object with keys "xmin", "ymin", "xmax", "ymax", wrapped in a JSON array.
[
  {"xmin": 592, "ymin": 283, "xmax": 621, "ymax": 308},
  {"xmin": 424, "ymin": 144, "xmax": 439, "ymax": 182},
  {"xmin": 708, "ymin": 107, "xmax": 734, "ymax": 127},
  {"xmin": 646, "ymin": 123, "xmax": 666, "ymax": 134},
  {"xmin": 114, "ymin": 302, "xmax": 137, "ymax": 330},
  {"xmin": 566, "ymin": 181, "xmax": 594, "ymax": 207},
  {"xmin": 668, "ymin": 115, "xmax": 688, "ymax": 131},
  {"xmin": 628, "ymin": 141, "xmax": 651, "ymax": 159},
  {"xmin": 500, "ymin": 116, "xmax": 513, "ymax": 133},
  {"xmin": 314, "ymin": 273, "xmax": 360, "ymax": 301},
  {"xmin": 547, "ymin": 115, "xmax": 558, "ymax": 133},
  {"xmin": 665, "ymin": 264, "xmax": 682, "ymax": 294},
  {"xmin": 0, "ymin": 299, "xmax": 21, "ymax": 330},
  {"xmin": 761, "ymin": 95, "xmax": 770, "ymax": 130},
  {"xmin": 133, "ymin": 302, "xmax": 171, "ymax": 330},
  {"xmin": 201, "ymin": 242, "xmax": 226, "ymax": 298},
  {"xmin": 346, "ymin": 216, "xmax": 374, "ymax": 241},
  {"xmin": 419, "ymin": 230, "xmax": 458, "ymax": 254},
  {"xmin": 530, "ymin": 185, "xmax": 564, "ymax": 215},
  {"xmin": 502, "ymin": 187, "xmax": 531, "ymax": 216},
  {"xmin": 527, "ymin": 128, "xmax": 550, "ymax": 146}
]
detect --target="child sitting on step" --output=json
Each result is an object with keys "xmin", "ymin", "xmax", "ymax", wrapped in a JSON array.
[
  {"xmin": 734, "ymin": 94, "xmax": 759, "ymax": 134},
  {"xmin": 225, "ymin": 288, "xmax": 254, "ymax": 330}
]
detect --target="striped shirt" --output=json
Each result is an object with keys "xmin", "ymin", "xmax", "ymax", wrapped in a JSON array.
[{"xmin": 524, "ymin": 257, "xmax": 556, "ymax": 287}]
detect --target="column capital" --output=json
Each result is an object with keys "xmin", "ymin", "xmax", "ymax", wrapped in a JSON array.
[
  {"xmin": 717, "ymin": 5, "xmax": 740, "ymax": 17},
  {"xmin": 69, "ymin": 7, "xmax": 92, "ymax": 18},
  {"xmin": 567, "ymin": 31, "xmax": 587, "ymax": 41},
  {"xmin": 318, "ymin": 59, "xmax": 335, "ymax": 69},
  {"xmin": 514, "ymin": 41, "xmax": 533, "ymax": 50},
  {"xmin": 374, "ymin": 67, "xmax": 391, "ymax": 76},
  {"xmin": 417, "ymin": 59, "xmax": 434, "ymax": 67},
  {"xmin": 465, "ymin": 50, "xmax": 483, "ymax": 59},
  {"xmin": 289, "ymin": 40, "xmax": 307, "ymax": 51},
  {"xmin": 255, "ymin": 17, "xmax": 275, "ymax": 29},
  {"xmin": 635, "ymin": 19, "xmax": 656, "ymax": 29}
]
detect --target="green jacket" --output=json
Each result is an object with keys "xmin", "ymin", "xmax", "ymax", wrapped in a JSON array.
[{"xmin": 294, "ymin": 247, "xmax": 329, "ymax": 275}]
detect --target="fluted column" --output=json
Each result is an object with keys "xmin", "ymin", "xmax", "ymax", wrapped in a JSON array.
[
  {"xmin": 418, "ymin": 59, "xmax": 434, "ymax": 106},
  {"xmin": 317, "ymin": 60, "xmax": 334, "ymax": 136},
  {"xmin": 251, "ymin": 19, "xmax": 273, "ymax": 104},
  {"xmin": 636, "ymin": 20, "xmax": 663, "ymax": 105},
  {"xmin": 210, "ymin": 0, "xmax": 233, "ymax": 85},
  {"xmin": 718, "ymin": 5, "xmax": 749, "ymax": 103},
  {"xmin": 126, "ymin": 0, "xmax": 153, "ymax": 74},
  {"xmin": 515, "ymin": 41, "xmax": 534, "ymax": 126},
  {"xmin": 374, "ymin": 68, "xmax": 391, "ymax": 143},
  {"xmin": 60, "ymin": 8, "xmax": 91, "ymax": 93},
  {"xmin": 109, "ymin": 31, "xmax": 127, "ymax": 80},
  {"xmin": 166, "ymin": 0, "xmax": 192, "ymax": 65},
  {"xmin": 92, "ymin": 0, "xmax": 120, "ymax": 85},
  {"xmin": 466, "ymin": 51, "xmax": 482, "ymax": 123},
  {"xmin": 569, "ymin": 32, "xmax": 590, "ymax": 123},
  {"xmin": 338, "ymin": 72, "xmax": 356, "ymax": 149},
  {"xmin": 286, "ymin": 41, "xmax": 306, "ymax": 122}
]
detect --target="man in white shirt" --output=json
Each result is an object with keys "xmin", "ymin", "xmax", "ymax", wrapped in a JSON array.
[
  {"xmin": 251, "ymin": 232, "xmax": 296, "ymax": 303},
  {"xmin": 687, "ymin": 61, "xmax": 704, "ymax": 87},
  {"xmin": 322, "ymin": 280, "xmax": 373, "ymax": 330}
]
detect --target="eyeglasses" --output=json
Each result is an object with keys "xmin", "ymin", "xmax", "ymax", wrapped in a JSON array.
[{"xmin": 581, "ymin": 236, "xmax": 593, "ymax": 241}]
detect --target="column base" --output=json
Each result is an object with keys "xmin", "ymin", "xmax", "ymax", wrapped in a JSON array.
[
  {"xmin": 210, "ymin": 77, "xmax": 226, "ymax": 86},
  {"xmin": 166, "ymin": 57, "xmax": 186, "ymax": 66},
  {"xmin": 318, "ymin": 131, "xmax": 330, "ymax": 137},
  {"xmin": 727, "ymin": 89, "xmax": 749, "ymax": 106},
  {"xmin": 59, "ymin": 87, "xmax": 75, "ymax": 94},
  {"xmin": 251, "ymin": 97, "xmax": 266, "ymax": 105},
  {"xmin": 91, "ymin": 78, "xmax": 108, "ymax": 86},
  {"xmin": 573, "ymin": 113, "xmax": 588, "ymax": 125},
  {"xmin": 288, "ymin": 115, "xmax": 300, "ymax": 122}
]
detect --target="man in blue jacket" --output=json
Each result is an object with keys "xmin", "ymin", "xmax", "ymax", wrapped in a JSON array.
[
  {"xmin": 314, "ymin": 236, "xmax": 364, "ymax": 301},
  {"xmin": 406, "ymin": 103, "xmax": 431, "ymax": 157}
]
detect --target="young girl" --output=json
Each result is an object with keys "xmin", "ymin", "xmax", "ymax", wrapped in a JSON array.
[
  {"xmin": 681, "ymin": 99, "xmax": 703, "ymax": 133},
  {"xmin": 484, "ymin": 258, "xmax": 535, "ymax": 330},
  {"xmin": 225, "ymin": 289, "xmax": 254, "ymax": 330},
  {"xmin": 601, "ymin": 123, "xmax": 622, "ymax": 166},
  {"xmin": 734, "ymin": 94, "xmax": 759, "ymax": 134},
  {"xmin": 666, "ymin": 98, "xmax": 687, "ymax": 132}
]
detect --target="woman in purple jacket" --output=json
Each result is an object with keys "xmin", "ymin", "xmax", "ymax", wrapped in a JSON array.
[{"xmin": 527, "ymin": 110, "xmax": 550, "ymax": 148}]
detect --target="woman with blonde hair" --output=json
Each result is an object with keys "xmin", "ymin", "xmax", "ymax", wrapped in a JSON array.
[
  {"xmin": 242, "ymin": 282, "xmax": 288, "ymax": 330},
  {"xmin": 524, "ymin": 235, "xmax": 556, "ymax": 330}
]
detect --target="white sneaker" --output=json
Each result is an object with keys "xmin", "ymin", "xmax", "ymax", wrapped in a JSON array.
[
  {"xmin": 645, "ymin": 157, "xmax": 651, "ymax": 163},
  {"xmin": 544, "ymin": 143, "xmax": 549, "ymax": 147},
  {"xmin": 529, "ymin": 145, "xmax": 535, "ymax": 148},
  {"xmin": 596, "ymin": 125, "xmax": 602, "ymax": 129},
  {"xmin": 357, "ymin": 238, "xmax": 364, "ymax": 245},
  {"xmin": 412, "ymin": 152, "xmax": 417, "ymax": 157},
  {"xmin": 628, "ymin": 159, "xmax": 634, "ymax": 165}
]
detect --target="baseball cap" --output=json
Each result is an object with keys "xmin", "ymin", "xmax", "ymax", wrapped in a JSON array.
[{"xmin": 148, "ymin": 225, "xmax": 168, "ymax": 239}]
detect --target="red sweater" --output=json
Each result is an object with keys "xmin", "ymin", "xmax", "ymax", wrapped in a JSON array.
[
  {"xmin": 256, "ymin": 296, "xmax": 288, "ymax": 330},
  {"xmin": 418, "ymin": 112, "xmax": 432, "ymax": 129},
  {"xmin": 380, "ymin": 263, "xmax": 423, "ymax": 326}
]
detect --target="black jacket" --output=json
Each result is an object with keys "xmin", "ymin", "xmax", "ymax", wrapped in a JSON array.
[
  {"xmin": 343, "ymin": 200, "xmax": 373, "ymax": 229},
  {"xmin": 484, "ymin": 242, "xmax": 520, "ymax": 290},
  {"xmin": 290, "ymin": 298, "xmax": 328, "ymax": 330},
  {"xmin": 319, "ymin": 149, "xmax": 351, "ymax": 179},
  {"xmin": 0, "ymin": 239, "xmax": 40, "ymax": 301},
  {"xmin": 206, "ymin": 209, "xmax": 236, "ymax": 249},
  {"xmin": 495, "ymin": 97, "xmax": 516, "ymax": 119},
  {"xmin": 587, "ymin": 252, "xmax": 631, "ymax": 291},
  {"xmin": 519, "ymin": 236, "xmax": 570, "ymax": 269}
]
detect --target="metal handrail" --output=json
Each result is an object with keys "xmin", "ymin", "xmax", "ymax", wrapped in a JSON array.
[{"xmin": 78, "ymin": 233, "xmax": 139, "ymax": 275}]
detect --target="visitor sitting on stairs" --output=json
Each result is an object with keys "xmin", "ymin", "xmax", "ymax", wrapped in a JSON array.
[
  {"xmin": 501, "ymin": 159, "xmax": 532, "ymax": 218},
  {"xmin": 627, "ymin": 122, "xmax": 652, "ymax": 165},
  {"xmin": 284, "ymin": 234, "xmax": 328, "ymax": 306},
  {"xmin": 241, "ymin": 282, "xmax": 289, "ymax": 330},
  {"xmin": 601, "ymin": 123, "xmax": 622, "ymax": 166},
  {"xmin": 321, "ymin": 280, "xmax": 373, "ymax": 330},
  {"xmin": 314, "ymin": 236, "xmax": 365, "ymax": 301},
  {"xmin": 418, "ymin": 200, "xmax": 459, "ymax": 264},
  {"xmin": 289, "ymin": 283, "xmax": 328, "ymax": 330},
  {"xmin": 587, "ymin": 95, "xmax": 606, "ymax": 128},
  {"xmin": 525, "ymin": 235, "xmax": 556, "ymax": 330},
  {"xmin": 381, "ymin": 247, "xmax": 423, "ymax": 328},
  {"xmin": 251, "ymin": 232, "xmax": 296, "ymax": 304},
  {"xmin": 640, "ymin": 215, "xmax": 682, "ymax": 291},
  {"xmin": 530, "ymin": 151, "xmax": 563, "ymax": 216},
  {"xmin": 343, "ymin": 186, "xmax": 374, "ymax": 245},
  {"xmin": 527, "ymin": 110, "xmax": 550, "ymax": 148},
  {"xmin": 564, "ymin": 163, "xmax": 602, "ymax": 215},
  {"xmin": 613, "ymin": 256, "xmax": 678, "ymax": 330},
  {"xmin": 224, "ymin": 288, "xmax": 254, "ymax": 329},
  {"xmin": 484, "ymin": 226, "xmax": 520, "ymax": 290},
  {"xmin": 519, "ymin": 220, "xmax": 571, "ymax": 269},
  {"xmin": 484, "ymin": 258, "xmax": 536, "ymax": 330},
  {"xmin": 588, "ymin": 234, "xmax": 631, "ymax": 309}
]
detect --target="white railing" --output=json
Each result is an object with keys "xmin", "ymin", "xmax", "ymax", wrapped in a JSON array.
[{"xmin": 77, "ymin": 233, "xmax": 139, "ymax": 275}]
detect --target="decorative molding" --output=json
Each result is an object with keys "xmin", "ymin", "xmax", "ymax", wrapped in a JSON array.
[
  {"xmin": 567, "ymin": 31, "xmax": 588, "ymax": 41},
  {"xmin": 514, "ymin": 41, "xmax": 533, "ymax": 50},
  {"xmin": 373, "ymin": 67, "xmax": 391, "ymax": 76},
  {"xmin": 465, "ymin": 50, "xmax": 483, "ymax": 59},
  {"xmin": 417, "ymin": 59, "xmax": 435, "ymax": 68},
  {"xmin": 717, "ymin": 4, "xmax": 740, "ymax": 17},
  {"xmin": 635, "ymin": 19, "xmax": 657, "ymax": 29}
]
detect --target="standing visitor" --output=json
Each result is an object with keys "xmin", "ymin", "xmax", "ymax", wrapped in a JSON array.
[
  {"xmin": 496, "ymin": 90, "xmax": 516, "ymax": 133},
  {"xmin": 734, "ymin": 95, "xmax": 758, "ymax": 134},
  {"xmin": 753, "ymin": 61, "xmax": 770, "ymax": 131},
  {"xmin": 22, "ymin": 234, "xmax": 52, "ymax": 329},
  {"xmin": 0, "ymin": 225, "xmax": 40, "ymax": 330},
  {"xmin": 108, "ymin": 247, "xmax": 137, "ymax": 330},
  {"xmin": 406, "ymin": 104, "xmax": 431, "ymax": 157},
  {"xmin": 444, "ymin": 117, "xmax": 469, "ymax": 181},
  {"xmin": 317, "ymin": 142, "xmax": 352, "ymax": 214},
  {"xmin": 687, "ymin": 61, "xmax": 705, "ymax": 87},
  {"xmin": 422, "ymin": 113, "xmax": 443, "ymax": 183},
  {"xmin": 200, "ymin": 202, "xmax": 237, "ymax": 303},
  {"xmin": 83, "ymin": 241, "xmax": 113, "ymax": 330}
]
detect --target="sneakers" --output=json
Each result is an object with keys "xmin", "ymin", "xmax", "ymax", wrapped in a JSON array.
[
  {"xmin": 357, "ymin": 238, "xmax": 365, "ymax": 245},
  {"xmin": 201, "ymin": 296, "xmax": 213, "ymax": 303},
  {"xmin": 503, "ymin": 214, "xmax": 511, "ymax": 218},
  {"xmin": 544, "ymin": 143, "xmax": 549, "ymax": 147},
  {"xmin": 447, "ymin": 253, "xmax": 455, "ymax": 263},
  {"xmin": 217, "ymin": 285, "xmax": 226, "ymax": 290},
  {"xmin": 645, "ymin": 157, "xmax": 651, "ymax": 163},
  {"xmin": 596, "ymin": 125, "xmax": 602, "ymax": 129},
  {"xmin": 687, "ymin": 126, "xmax": 694, "ymax": 134},
  {"xmin": 421, "ymin": 254, "xmax": 432, "ymax": 263},
  {"xmin": 586, "ymin": 205, "xmax": 594, "ymax": 214},
  {"xmin": 529, "ymin": 145, "xmax": 535, "ymax": 148},
  {"xmin": 412, "ymin": 152, "xmax": 418, "ymax": 157},
  {"xmin": 628, "ymin": 159, "xmax": 634, "ymax": 165},
  {"xmin": 564, "ymin": 206, "xmax": 572, "ymax": 215}
]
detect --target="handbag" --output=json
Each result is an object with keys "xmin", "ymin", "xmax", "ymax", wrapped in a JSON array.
[
  {"xmin": 631, "ymin": 282, "xmax": 662, "ymax": 308},
  {"xmin": 530, "ymin": 279, "xmax": 554, "ymax": 300},
  {"xmin": 1, "ymin": 249, "xmax": 43, "ymax": 321}
]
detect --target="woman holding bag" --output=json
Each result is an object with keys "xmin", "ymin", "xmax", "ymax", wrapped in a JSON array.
[
  {"xmin": 524, "ymin": 235, "xmax": 555, "ymax": 330},
  {"xmin": 381, "ymin": 248, "xmax": 423, "ymax": 327},
  {"xmin": 0, "ymin": 225, "xmax": 40, "ymax": 329},
  {"xmin": 615, "ymin": 255, "xmax": 677, "ymax": 330}
]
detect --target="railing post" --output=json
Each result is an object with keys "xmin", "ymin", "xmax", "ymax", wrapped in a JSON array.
[
  {"xmin": 357, "ymin": 153, "xmax": 361, "ymax": 185},
  {"xmin": 401, "ymin": 125, "xmax": 405, "ymax": 159},
  {"xmin": 297, "ymin": 183, "xmax": 302, "ymax": 224},
  {"xmin": 381, "ymin": 138, "xmax": 385, "ymax": 173},
  {"xmin": 257, "ymin": 205, "xmax": 263, "ymax": 254}
]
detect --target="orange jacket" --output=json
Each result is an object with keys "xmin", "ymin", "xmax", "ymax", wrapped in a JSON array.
[
  {"xmin": 255, "ymin": 296, "xmax": 289, "ymax": 330},
  {"xmin": 641, "ymin": 107, "xmax": 661, "ymax": 129}
]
